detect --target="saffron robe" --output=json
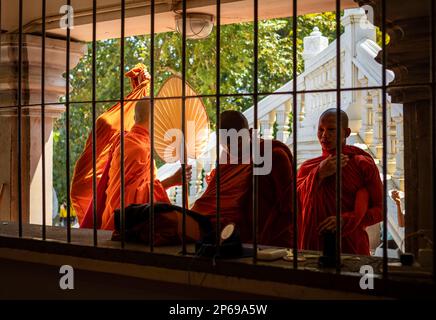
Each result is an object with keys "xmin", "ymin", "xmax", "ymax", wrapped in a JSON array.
[
  {"xmin": 297, "ymin": 145, "xmax": 383, "ymax": 255},
  {"xmin": 100, "ymin": 124, "xmax": 171, "ymax": 230},
  {"xmin": 191, "ymin": 139, "xmax": 294, "ymax": 247},
  {"xmin": 71, "ymin": 64, "xmax": 150, "ymax": 224}
]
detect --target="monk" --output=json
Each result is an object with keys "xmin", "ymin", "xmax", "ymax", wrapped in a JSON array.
[
  {"xmin": 297, "ymin": 108, "xmax": 383, "ymax": 255},
  {"xmin": 100, "ymin": 99, "xmax": 192, "ymax": 230},
  {"xmin": 71, "ymin": 64, "xmax": 151, "ymax": 225},
  {"xmin": 191, "ymin": 110, "xmax": 294, "ymax": 247}
]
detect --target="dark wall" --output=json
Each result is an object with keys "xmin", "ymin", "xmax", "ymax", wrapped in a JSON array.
[{"xmin": 0, "ymin": 258, "xmax": 273, "ymax": 300}]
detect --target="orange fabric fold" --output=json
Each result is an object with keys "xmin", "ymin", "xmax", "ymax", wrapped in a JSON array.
[
  {"xmin": 100, "ymin": 124, "xmax": 171, "ymax": 230},
  {"xmin": 71, "ymin": 64, "xmax": 150, "ymax": 224}
]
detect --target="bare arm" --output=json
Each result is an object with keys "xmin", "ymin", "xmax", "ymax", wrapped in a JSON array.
[
  {"xmin": 161, "ymin": 165, "xmax": 192, "ymax": 190},
  {"xmin": 392, "ymin": 190, "xmax": 405, "ymax": 228}
]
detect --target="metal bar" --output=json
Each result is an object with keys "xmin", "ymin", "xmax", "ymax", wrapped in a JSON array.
[
  {"xmin": 215, "ymin": 0, "xmax": 221, "ymax": 251},
  {"xmin": 252, "ymin": 0, "xmax": 259, "ymax": 263},
  {"xmin": 149, "ymin": 0, "xmax": 155, "ymax": 252},
  {"xmin": 335, "ymin": 0, "xmax": 342, "ymax": 272},
  {"xmin": 92, "ymin": 0, "xmax": 98, "ymax": 246},
  {"xmin": 66, "ymin": 0, "xmax": 72, "ymax": 242},
  {"xmin": 41, "ymin": 0, "xmax": 47, "ymax": 240},
  {"xmin": 181, "ymin": 0, "xmax": 188, "ymax": 255},
  {"xmin": 5, "ymin": 81, "xmax": 436, "ymax": 109},
  {"xmin": 292, "ymin": 0, "xmax": 298, "ymax": 269},
  {"xmin": 381, "ymin": 0, "xmax": 388, "ymax": 280},
  {"xmin": 17, "ymin": 0, "xmax": 23, "ymax": 237},
  {"xmin": 120, "ymin": 0, "xmax": 126, "ymax": 248},
  {"xmin": 430, "ymin": 0, "xmax": 436, "ymax": 285},
  {"xmin": 0, "ymin": 0, "xmax": 2, "ymax": 66},
  {"xmin": 3, "ymin": 83, "xmax": 436, "ymax": 110}
]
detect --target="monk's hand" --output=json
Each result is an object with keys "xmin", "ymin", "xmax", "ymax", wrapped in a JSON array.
[
  {"xmin": 391, "ymin": 190, "xmax": 401, "ymax": 205},
  {"xmin": 318, "ymin": 154, "xmax": 349, "ymax": 180},
  {"xmin": 318, "ymin": 216, "xmax": 343, "ymax": 234},
  {"xmin": 161, "ymin": 164, "xmax": 192, "ymax": 189}
]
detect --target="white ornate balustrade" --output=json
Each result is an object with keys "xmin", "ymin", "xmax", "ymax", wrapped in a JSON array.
[{"xmin": 157, "ymin": 8, "xmax": 405, "ymax": 250}]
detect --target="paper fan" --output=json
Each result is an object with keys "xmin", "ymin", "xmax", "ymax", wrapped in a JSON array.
[{"xmin": 154, "ymin": 76, "xmax": 209, "ymax": 163}]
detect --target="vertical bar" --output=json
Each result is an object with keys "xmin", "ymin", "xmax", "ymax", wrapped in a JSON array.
[
  {"xmin": 335, "ymin": 0, "xmax": 342, "ymax": 272},
  {"xmin": 149, "ymin": 0, "xmax": 155, "ymax": 252},
  {"xmin": 181, "ymin": 0, "xmax": 187, "ymax": 255},
  {"xmin": 215, "ymin": 0, "xmax": 221, "ymax": 250},
  {"xmin": 431, "ymin": 0, "xmax": 436, "ymax": 284},
  {"xmin": 292, "ymin": 0, "xmax": 298, "ymax": 269},
  {"xmin": 41, "ymin": 0, "xmax": 47, "ymax": 240},
  {"xmin": 0, "ymin": 0, "xmax": 2, "ymax": 67},
  {"xmin": 17, "ymin": 0, "xmax": 23, "ymax": 237},
  {"xmin": 381, "ymin": 0, "xmax": 388, "ymax": 279},
  {"xmin": 120, "ymin": 0, "xmax": 126, "ymax": 248},
  {"xmin": 0, "ymin": 0, "xmax": 2, "ymax": 65},
  {"xmin": 252, "ymin": 0, "xmax": 259, "ymax": 263},
  {"xmin": 66, "ymin": 0, "xmax": 72, "ymax": 243},
  {"xmin": 92, "ymin": 0, "xmax": 98, "ymax": 246}
]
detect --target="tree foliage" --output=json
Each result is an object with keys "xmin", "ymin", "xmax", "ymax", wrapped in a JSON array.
[{"xmin": 53, "ymin": 13, "xmax": 338, "ymax": 204}]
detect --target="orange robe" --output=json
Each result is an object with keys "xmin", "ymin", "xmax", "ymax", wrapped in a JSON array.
[
  {"xmin": 71, "ymin": 64, "xmax": 150, "ymax": 224},
  {"xmin": 191, "ymin": 140, "xmax": 294, "ymax": 247},
  {"xmin": 100, "ymin": 124, "xmax": 171, "ymax": 230},
  {"xmin": 297, "ymin": 145, "xmax": 383, "ymax": 255}
]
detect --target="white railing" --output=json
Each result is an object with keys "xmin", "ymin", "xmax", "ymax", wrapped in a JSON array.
[{"xmin": 157, "ymin": 8, "xmax": 405, "ymax": 249}]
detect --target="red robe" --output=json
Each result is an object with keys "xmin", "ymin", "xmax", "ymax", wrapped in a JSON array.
[
  {"xmin": 192, "ymin": 140, "xmax": 294, "ymax": 247},
  {"xmin": 191, "ymin": 163, "xmax": 252, "ymax": 236},
  {"xmin": 297, "ymin": 145, "xmax": 383, "ymax": 255}
]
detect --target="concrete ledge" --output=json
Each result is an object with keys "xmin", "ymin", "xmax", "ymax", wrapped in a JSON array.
[{"xmin": 0, "ymin": 222, "xmax": 434, "ymax": 299}]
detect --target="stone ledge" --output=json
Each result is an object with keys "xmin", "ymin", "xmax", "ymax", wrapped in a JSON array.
[{"xmin": 0, "ymin": 222, "xmax": 434, "ymax": 299}]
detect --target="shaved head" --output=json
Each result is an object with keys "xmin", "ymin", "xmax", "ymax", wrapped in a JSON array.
[
  {"xmin": 220, "ymin": 110, "xmax": 249, "ymax": 131},
  {"xmin": 319, "ymin": 108, "xmax": 349, "ymax": 129},
  {"xmin": 134, "ymin": 99, "xmax": 150, "ymax": 126},
  {"xmin": 317, "ymin": 108, "xmax": 351, "ymax": 151},
  {"xmin": 219, "ymin": 110, "xmax": 250, "ymax": 162}
]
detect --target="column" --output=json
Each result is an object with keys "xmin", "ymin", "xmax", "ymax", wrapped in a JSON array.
[
  {"xmin": 298, "ymin": 96, "xmax": 305, "ymax": 128},
  {"xmin": 387, "ymin": 103, "xmax": 397, "ymax": 175},
  {"xmin": 359, "ymin": 90, "xmax": 374, "ymax": 145},
  {"xmin": 0, "ymin": 34, "xmax": 87, "ymax": 224},
  {"xmin": 174, "ymin": 186, "xmax": 183, "ymax": 206},
  {"xmin": 392, "ymin": 115, "xmax": 405, "ymax": 190},
  {"xmin": 189, "ymin": 160, "xmax": 204, "ymax": 199},
  {"xmin": 275, "ymin": 101, "xmax": 291, "ymax": 143},
  {"xmin": 371, "ymin": 90, "xmax": 383, "ymax": 159},
  {"xmin": 259, "ymin": 111, "xmax": 275, "ymax": 140},
  {"xmin": 302, "ymin": 27, "xmax": 329, "ymax": 69}
]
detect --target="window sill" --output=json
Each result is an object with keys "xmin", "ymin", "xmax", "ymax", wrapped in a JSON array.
[{"xmin": 0, "ymin": 222, "xmax": 434, "ymax": 299}]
